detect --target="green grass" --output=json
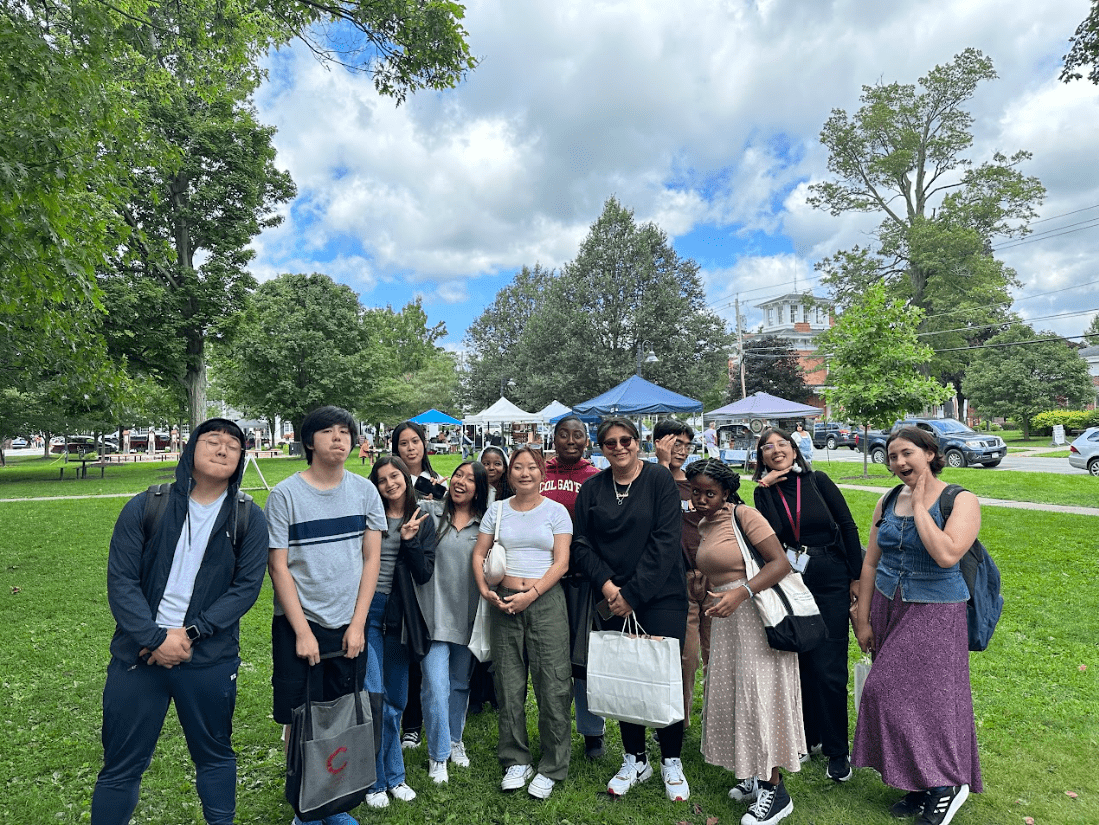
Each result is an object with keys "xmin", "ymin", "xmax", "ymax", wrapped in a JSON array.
[
  {"xmin": 809, "ymin": 463, "xmax": 1098, "ymax": 509},
  {"xmin": 0, "ymin": 463, "xmax": 1096, "ymax": 823}
]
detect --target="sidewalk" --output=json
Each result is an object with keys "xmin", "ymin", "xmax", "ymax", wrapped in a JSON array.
[{"xmin": 836, "ymin": 483, "xmax": 1099, "ymax": 517}]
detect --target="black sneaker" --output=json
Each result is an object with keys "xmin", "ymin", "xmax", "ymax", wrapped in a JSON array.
[
  {"xmin": 584, "ymin": 734, "xmax": 605, "ymax": 760},
  {"xmin": 741, "ymin": 779, "xmax": 793, "ymax": 825},
  {"xmin": 827, "ymin": 755, "xmax": 852, "ymax": 782},
  {"xmin": 915, "ymin": 785, "xmax": 969, "ymax": 825},
  {"xmin": 891, "ymin": 791, "xmax": 929, "ymax": 818}
]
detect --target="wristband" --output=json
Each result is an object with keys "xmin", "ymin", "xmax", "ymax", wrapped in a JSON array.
[
  {"xmin": 741, "ymin": 583, "xmax": 755, "ymax": 600},
  {"xmin": 532, "ymin": 584, "xmax": 541, "ymax": 596}
]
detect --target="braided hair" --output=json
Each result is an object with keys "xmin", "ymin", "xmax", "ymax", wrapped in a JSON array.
[{"xmin": 684, "ymin": 458, "xmax": 744, "ymax": 505}]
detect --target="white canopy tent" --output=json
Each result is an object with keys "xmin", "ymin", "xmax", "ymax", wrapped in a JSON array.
[{"xmin": 463, "ymin": 397, "xmax": 542, "ymax": 449}]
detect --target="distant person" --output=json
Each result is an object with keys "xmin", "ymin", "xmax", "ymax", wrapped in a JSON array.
[
  {"xmin": 91, "ymin": 418, "xmax": 268, "ymax": 825},
  {"xmin": 122, "ymin": 428, "xmax": 131, "ymax": 454},
  {"xmin": 359, "ymin": 432, "xmax": 375, "ymax": 465},
  {"xmin": 146, "ymin": 426, "xmax": 156, "ymax": 456},
  {"xmin": 266, "ymin": 406, "xmax": 387, "ymax": 825},
  {"xmin": 704, "ymin": 421, "xmax": 718, "ymax": 460},
  {"xmin": 170, "ymin": 427, "xmax": 180, "ymax": 454},
  {"xmin": 792, "ymin": 423, "xmax": 813, "ymax": 470}
]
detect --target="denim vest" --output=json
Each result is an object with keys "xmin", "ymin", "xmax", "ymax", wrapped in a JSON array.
[{"xmin": 875, "ymin": 493, "xmax": 968, "ymax": 604}]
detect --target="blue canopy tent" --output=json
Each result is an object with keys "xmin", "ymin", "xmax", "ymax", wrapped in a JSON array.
[
  {"xmin": 573, "ymin": 374, "xmax": 703, "ymax": 416},
  {"xmin": 409, "ymin": 408, "xmax": 462, "ymax": 425}
]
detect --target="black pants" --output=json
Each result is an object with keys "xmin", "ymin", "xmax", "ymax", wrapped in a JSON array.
[{"xmin": 798, "ymin": 552, "xmax": 852, "ymax": 758}]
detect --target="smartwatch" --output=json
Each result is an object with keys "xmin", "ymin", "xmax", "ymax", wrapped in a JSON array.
[{"xmin": 185, "ymin": 625, "xmax": 201, "ymax": 642}]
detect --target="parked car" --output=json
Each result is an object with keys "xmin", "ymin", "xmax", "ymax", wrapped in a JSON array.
[
  {"xmin": 49, "ymin": 435, "xmax": 109, "ymax": 456},
  {"xmin": 9, "ymin": 437, "xmax": 28, "ymax": 448},
  {"xmin": 860, "ymin": 418, "xmax": 1006, "ymax": 468},
  {"xmin": 812, "ymin": 422, "xmax": 857, "ymax": 450},
  {"xmin": 126, "ymin": 431, "xmax": 171, "ymax": 452},
  {"xmin": 1068, "ymin": 427, "xmax": 1099, "ymax": 476}
]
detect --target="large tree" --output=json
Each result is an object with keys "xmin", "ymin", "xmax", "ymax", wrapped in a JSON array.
[
  {"xmin": 1062, "ymin": 1, "xmax": 1099, "ymax": 84},
  {"xmin": 1084, "ymin": 313, "xmax": 1099, "ymax": 346},
  {"xmin": 808, "ymin": 48, "xmax": 1044, "ymax": 399},
  {"xmin": 961, "ymin": 324, "xmax": 1094, "ymax": 439},
  {"xmin": 464, "ymin": 199, "xmax": 731, "ymax": 411},
  {"xmin": 816, "ymin": 282, "xmax": 952, "ymax": 475},
  {"xmin": 215, "ymin": 273, "xmax": 371, "ymax": 440},
  {"xmin": 730, "ymin": 335, "xmax": 811, "ymax": 403}
]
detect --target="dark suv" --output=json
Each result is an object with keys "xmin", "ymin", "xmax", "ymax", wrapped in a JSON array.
[
  {"xmin": 812, "ymin": 422, "xmax": 857, "ymax": 450},
  {"xmin": 861, "ymin": 418, "xmax": 1006, "ymax": 468}
]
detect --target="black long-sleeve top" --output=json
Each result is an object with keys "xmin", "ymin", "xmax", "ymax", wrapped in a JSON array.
[
  {"xmin": 572, "ymin": 461, "xmax": 686, "ymax": 610},
  {"xmin": 753, "ymin": 470, "xmax": 862, "ymax": 580}
]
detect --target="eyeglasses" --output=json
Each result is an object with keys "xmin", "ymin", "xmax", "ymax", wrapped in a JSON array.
[
  {"xmin": 199, "ymin": 437, "xmax": 242, "ymax": 454},
  {"xmin": 601, "ymin": 436, "xmax": 635, "ymax": 450},
  {"xmin": 759, "ymin": 442, "xmax": 787, "ymax": 453},
  {"xmin": 671, "ymin": 439, "xmax": 691, "ymax": 451}
]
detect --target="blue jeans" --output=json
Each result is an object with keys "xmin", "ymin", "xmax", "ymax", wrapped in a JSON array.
[
  {"xmin": 365, "ymin": 592, "xmax": 410, "ymax": 791},
  {"xmin": 573, "ymin": 678, "xmax": 606, "ymax": 737},
  {"xmin": 421, "ymin": 641, "xmax": 475, "ymax": 760},
  {"xmin": 91, "ymin": 656, "xmax": 239, "ymax": 825}
]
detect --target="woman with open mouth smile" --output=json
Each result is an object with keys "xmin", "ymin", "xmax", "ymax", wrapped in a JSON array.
[{"xmin": 851, "ymin": 426, "xmax": 983, "ymax": 825}]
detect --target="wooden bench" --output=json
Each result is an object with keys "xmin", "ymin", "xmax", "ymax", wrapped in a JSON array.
[{"xmin": 59, "ymin": 458, "xmax": 108, "ymax": 479}]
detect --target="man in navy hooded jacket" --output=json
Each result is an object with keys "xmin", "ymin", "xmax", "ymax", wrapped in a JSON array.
[{"xmin": 91, "ymin": 418, "xmax": 268, "ymax": 825}]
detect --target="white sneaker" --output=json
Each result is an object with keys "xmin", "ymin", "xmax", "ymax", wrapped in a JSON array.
[
  {"xmin": 607, "ymin": 754, "xmax": 653, "ymax": 796},
  {"xmin": 388, "ymin": 782, "xmax": 417, "ymax": 802},
  {"xmin": 428, "ymin": 758, "xmax": 448, "ymax": 784},
  {"xmin": 365, "ymin": 790, "xmax": 389, "ymax": 808},
  {"xmin": 449, "ymin": 740, "xmax": 470, "ymax": 768},
  {"xmin": 661, "ymin": 757, "xmax": 690, "ymax": 801},
  {"xmin": 500, "ymin": 764, "xmax": 533, "ymax": 791},
  {"xmin": 729, "ymin": 776, "xmax": 759, "ymax": 802},
  {"xmin": 527, "ymin": 772, "xmax": 556, "ymax": 799}
]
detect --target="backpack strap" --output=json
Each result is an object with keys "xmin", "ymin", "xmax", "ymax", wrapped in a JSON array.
[
  {"xmin": 938, "ymin": 483, "xmax": 965, "ymax": 522},
  {"xmin": 142, "ymin": 483, "xmax": 173, "ymax": 542},
  {"xmin": 875, "ymin": 484, "xmax": 905, "ymax": 528},
  {"xmin": 231, "ymin": 490, "xmax": 253, "ymax": 553}
]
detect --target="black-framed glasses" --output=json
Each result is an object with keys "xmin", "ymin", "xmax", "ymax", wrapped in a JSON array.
[{"xmin": 601, "ymin": 436, "xmax": 635, "ymax": 450}]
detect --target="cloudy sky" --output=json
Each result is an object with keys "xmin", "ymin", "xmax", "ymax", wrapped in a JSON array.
[{"xmin": 251, "ymin": 0, "xmax": 1099, "ymax": 351}]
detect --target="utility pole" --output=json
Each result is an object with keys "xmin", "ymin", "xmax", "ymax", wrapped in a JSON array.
[{"xmin": 736, "ymin": 296, "xmax": 746, "ymax": 398}]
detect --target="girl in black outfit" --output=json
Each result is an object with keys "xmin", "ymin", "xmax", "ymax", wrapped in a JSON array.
[{"xmin": 752, "ymin": 427, "xmax": 862, "ymax": 784}]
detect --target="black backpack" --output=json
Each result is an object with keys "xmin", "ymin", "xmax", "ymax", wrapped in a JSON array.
[
  {"xmin": 142, "ymin": 483, "xmax": 253, "ymax": 551},
  {"xmin": 880, "ymin": 483, "xmax": 1002, "ymax": 652}
]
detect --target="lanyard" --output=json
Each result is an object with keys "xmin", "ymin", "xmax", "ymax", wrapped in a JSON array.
[{"xmin": 777, "ymin": 476, "xmax": 801, "ymax": 544}]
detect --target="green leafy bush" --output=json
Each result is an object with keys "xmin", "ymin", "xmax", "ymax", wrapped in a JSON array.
[{"xmin": 1030, "ymin": 409, "xmax": 1099, "ymax": 435}]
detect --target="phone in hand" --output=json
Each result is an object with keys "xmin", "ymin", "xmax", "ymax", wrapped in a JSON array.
[{"xmin": 595, "ymin": 598, "xmax": 615, "ymax": 621}]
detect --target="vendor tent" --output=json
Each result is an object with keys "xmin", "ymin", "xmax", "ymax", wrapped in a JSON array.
[
  {"xmin": 707, "ymin": 391, "xmax": 822, "ymax": 420},
  {"xmin": 573, "ymin": 374, "xmax": 702, "ymax": 416},
  {"xmin": 409, "ymin": 408, "xmax": 462, "ymax": 425},
  {"xmin": 463, "ymin": 397, "xmax": 540, "ymax": 425},
  {"xmin": 534, "ymin": 400, "xmax": 572, "ymax": 423}
]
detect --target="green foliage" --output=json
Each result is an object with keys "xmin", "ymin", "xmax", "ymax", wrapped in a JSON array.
[
  {"xmin": 1030, "ymin": 409, "xmax": 1099, "ymax": 436},
  {"xmin": 463, "ymin": 199, "xmax": 731, "ymax": 411},
  {"xmin": 961, "ymin": 324, "xmax": 1094, "ymax": 439},
  {"xmin": 730, "ymin": 334, "xmax": 811, "ymax": 403},
  {"xmin": 1062, "ymin": 0, "xmax": 1099, "ymax": 84},
  {"xmin": 808, "ymin": 49, "xmax": 1044, "ymax": 391},
  {"xmin": 1084, "ymin": 313, "xmax": 1099, "ymax": 346},
  {"xmin": 817, "ymin": 283, "xmax": 952, "ymax": 473}
]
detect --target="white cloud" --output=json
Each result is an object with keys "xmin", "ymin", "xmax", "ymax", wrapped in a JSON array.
[{"xmin": 252, "ymin": 0, "xmax": 1099, "ymax": 341}]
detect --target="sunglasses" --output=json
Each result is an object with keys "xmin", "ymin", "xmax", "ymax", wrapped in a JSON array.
[{"xmin": 601, "ymin": 436, "xmax": 635, "ymax": 450}]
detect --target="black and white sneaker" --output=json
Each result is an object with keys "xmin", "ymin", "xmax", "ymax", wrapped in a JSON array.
[
  {"xmin": 729, "ymin": 776, "xmax": 759, "ymax": 802},
  {"xmin": 915, "ymin": 784, "xmax": 969, "ymax": 825},
  {"xmin": 400, "ymin": 730, "xmax": 421, "ymax": 750},
  {"xmin": 740, "ymin": 779, "xmax": 793, "ymax": 825},
  {"xmin": 890, "ymin": 791, "xmax": 928, "ymax": 818},
  {"xmin": 827, "ymin": 755, "xmax": 852, "ymax": 782}
]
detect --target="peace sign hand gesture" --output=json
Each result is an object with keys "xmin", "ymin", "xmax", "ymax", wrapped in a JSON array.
[{"xmin": 400, "ymin": 508, "xmax": 430, "ymax": 540}]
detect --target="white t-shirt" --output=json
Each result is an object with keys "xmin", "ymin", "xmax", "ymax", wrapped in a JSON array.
[
  {"xmin": 479, "ymin": 497, "xmax": 572, "ymax": 579},
  {"xmin": 156, "ymin": 491, "xmax": 227, "ymax": 627}
]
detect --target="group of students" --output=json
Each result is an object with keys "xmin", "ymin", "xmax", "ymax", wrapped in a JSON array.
[{"xmin": 91, "ymin": 407, "xmax": 983, "ymax": 825}]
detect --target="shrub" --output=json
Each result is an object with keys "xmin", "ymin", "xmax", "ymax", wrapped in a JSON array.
[{"xmin": 1030, "ymin": 409, "xmax": 1099, "ymax": 435}]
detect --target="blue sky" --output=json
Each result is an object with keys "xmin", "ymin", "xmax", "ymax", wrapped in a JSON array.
[{"xmin": 250, "ymin": 0, "xmax": 1099, "ymax": 350}]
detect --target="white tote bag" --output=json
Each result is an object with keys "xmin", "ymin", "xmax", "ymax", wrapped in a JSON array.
[
  {"xmin": 586, "ymin": 613, "xmax": 684, "ymax": 728},
  {"xmin": 853, "ymin": 656, "xmax": 872, "ymax": 714}
]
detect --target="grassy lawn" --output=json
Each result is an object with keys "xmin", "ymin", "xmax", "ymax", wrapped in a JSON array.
[
  {"xmin": 0, "ymin": 458, "xmax": 1095, "ymax": 823},
  {"xmin": 809, "ymin": 463, "xmax": 1098, "ymax": 509}
]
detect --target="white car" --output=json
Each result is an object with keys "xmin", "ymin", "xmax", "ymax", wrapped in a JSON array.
[{"xmin": 1068, "ymin": 427, "xmax": 1099, "ymax": 476}]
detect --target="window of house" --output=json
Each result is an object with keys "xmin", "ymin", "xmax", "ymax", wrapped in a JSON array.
[
  {"xmin": 767, "ymin": 308, "xmax": 773, "ymax": 325},
  {"xmin": 789, "ymin": 305, "xmax": 796, "ymax": 323}
]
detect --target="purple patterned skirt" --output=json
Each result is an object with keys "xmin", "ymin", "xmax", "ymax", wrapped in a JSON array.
[{"xmin": 851, "ymin": 589, "xmax": 982, "ymax": 792}]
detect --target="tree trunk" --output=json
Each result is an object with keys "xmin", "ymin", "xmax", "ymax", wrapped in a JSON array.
[
  {"xmin": 1021, "ymin": 417, "xmax": 1030, "ymax": 440},
  {"xmin": 186, "ymin": 346, "xmax": 207, "ymax": 431}
]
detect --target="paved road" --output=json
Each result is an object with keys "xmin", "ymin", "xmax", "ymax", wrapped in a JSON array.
[{"xmin": 809, "ymin": 447, "xmax": 1086, "ymax": 476}]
